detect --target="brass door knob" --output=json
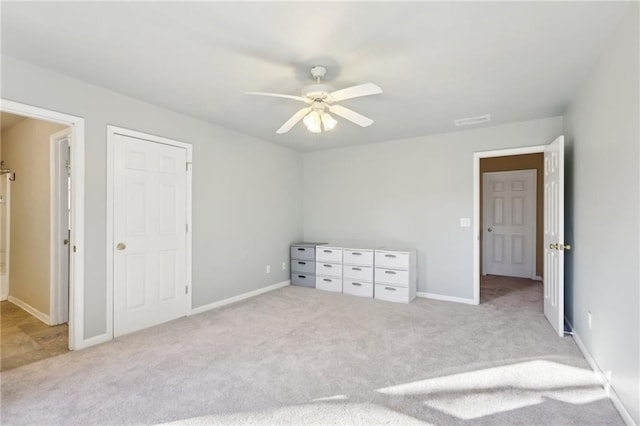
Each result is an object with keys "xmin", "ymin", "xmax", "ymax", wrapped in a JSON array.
[
  {"xmin": 549, "ymin": 243, "xmax": 557, "ymax": 250},
  {"xmin": 116, "ymin": 242, "xmax": 127, "ymax": 251}
]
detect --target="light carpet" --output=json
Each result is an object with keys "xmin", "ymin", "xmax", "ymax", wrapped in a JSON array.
[{"xmin": 0, "ymin": 276, "xmax": 623, "ymax": 425}]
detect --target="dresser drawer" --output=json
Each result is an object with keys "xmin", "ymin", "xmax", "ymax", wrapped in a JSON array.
[
  {"xmin": 291, "ymin": 260, "xmax": 315, "ymax": 274},
  {"xmin": 375, "ymin": 268, "xmax": 409, "ymax": 286},
  {"xmin": 375, "ymin": 250, "xmax": 409, "ymax": 269},
  {"xmin": 316, "ymin": 262, "xmax": 343, "ymax": 278},
  {"xmin": 343, "ymin": 249, "xmax": 374, "ymax": 266},
  {"xmin": 343, "ymin": 265, "xmax": 373, "ymax": 282},
  {"xmin": 375, "ymin": 284, "xmax": 409, "ymax": 303},
  {"xmin": 343, "ymin": 280, "xmax": 373, "ymax": 298},
  {"xmin": 316, "ymin": 276, "xmax": 342, "ymax": 293},
  {"xmin": 291, "ymin": 246, "xmax": 315, "ymax": 261},
  {"xmin": 316, "ymin": 247, "xmax": 343, "ymax": 263},
  {"xmin": 291, "ymin": 273, "xmax": 315, "ymax": 288}
]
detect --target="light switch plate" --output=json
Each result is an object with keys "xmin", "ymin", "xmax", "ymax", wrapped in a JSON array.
[{"xmin": 460, "ymin": 218, "xmax": 471, "ymax": 227}]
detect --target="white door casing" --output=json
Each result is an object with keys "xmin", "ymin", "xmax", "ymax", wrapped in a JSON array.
[
  {"xmin": 1, "ymin": 99, "xmax": 84, "ymax": 350},
  {"xmin": 543, "ymin": 136, "xmax": 565, "ymax": 337},
  {"xmin": 112, "ymin": 133, "xmax": 189, "ymax": 337},
  {"xmin": 483, "ymin": 170, "xmax": 536, "ymax": 279}
]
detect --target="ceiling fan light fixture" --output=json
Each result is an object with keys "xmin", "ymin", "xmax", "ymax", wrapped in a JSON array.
[
  {"xmin": 303, "ymin": 110, "xmax": 322, "ymax": 133},
  {"xmin": 321, "ymin": 112, "xmax": 337, "ymax": 131}
]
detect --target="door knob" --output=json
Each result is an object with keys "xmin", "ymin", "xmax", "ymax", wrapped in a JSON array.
[
  {"xmin": 488, "ymin": 228, "xmax": 493, "ymax": 232},
  {"xmin": 549, "ymin": 243, "xmax": 557, "ymax": 250},
  {"xmin": 116, "ymin": 242, "xmax": 127, "ymax": 250},
  {"xmin": 560, "ymin": 243, "xmax": 572, "ymax": 251}
]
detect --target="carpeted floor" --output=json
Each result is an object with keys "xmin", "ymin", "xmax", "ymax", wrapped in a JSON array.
[{"xmin": 0, "ymin": 276, "xmax": 623, "ymax": 425}]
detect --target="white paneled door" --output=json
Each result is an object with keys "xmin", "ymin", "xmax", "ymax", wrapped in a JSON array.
[
  {"xmin": 113, "ymin": 134, "xmax": 188, "ymax": 337},
  {"xmin": 483, "ymin": 170, "xmax": 536, "ymax": 279},
  {"xmin": 543, "ymin": 136, "xmax": 566, "ymax": 337}
]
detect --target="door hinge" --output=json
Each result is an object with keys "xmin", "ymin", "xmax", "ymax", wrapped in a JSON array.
[
  {"xmin": 186, "ymin": 161, "xmax": 192, "ymax": 171},
  {"xmin": 73, "ymin": 245, "xmax": 77, "ymax": 253},
  {"xmin": 186, "ymin": 285, "xmax": 189, "ymax": 295}
]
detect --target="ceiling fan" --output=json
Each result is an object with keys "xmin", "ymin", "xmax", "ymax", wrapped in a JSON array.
[{"xmin": 246, "ymin": 66, "xmax": 383, "ymax": 134}]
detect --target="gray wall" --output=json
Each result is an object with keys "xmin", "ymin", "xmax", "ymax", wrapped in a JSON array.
[
  {"xmin": 1, "ymin": 56, "xmax": 303, "ymax": 340},
  {"xmin": 563, "ymin": 4, "xmax": 639, "ymax": 423},
  {"xmin": 302, "ymin": 117, "xmax": 562, "ymax": 299}
]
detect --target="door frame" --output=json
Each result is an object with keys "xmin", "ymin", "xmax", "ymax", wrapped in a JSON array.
[
  {"xmin": 473, "ymin": 145, "xmax": 545, "ymax": 305},
  {"xmin": 482, "ymin": 169, "xmax": 537, "ymax": 279},
  {"xmin": 50, "ymin": 128, "xmax": 71, "ymax": 325},
  {"xmin": 105, "ymin": 125, "xmax": 193, "ymax": 340},
  {"xmin": 1, "ymin": 98, "xmax": 85, "ymax": 350}
]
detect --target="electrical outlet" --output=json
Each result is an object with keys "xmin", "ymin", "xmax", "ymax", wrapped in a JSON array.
[
  {"xmin": 282, "ymin": 262, "xmax": 286, "ymax": 270},
  {"xmin": 588, "ymin": 311, "xmax": 592, "ymax": 329},
  {"xmin": 265, "ymin": 265, "xmax": 271, "ymax": 274},
  {"xmin": 460, "ymin": 218, "xmax": 471, "ymax": 228}
]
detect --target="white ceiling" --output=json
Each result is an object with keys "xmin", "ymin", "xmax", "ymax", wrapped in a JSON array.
[{"xmin": 1, "ymin": 2, "xmax": 629, "ymax": 151}]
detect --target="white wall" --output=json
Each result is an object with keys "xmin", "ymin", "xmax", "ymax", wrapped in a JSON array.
[
  {"xmin": 1, "ymin": 118, "xmax": 67, "ymax": 316},
  {"xmin": 303, "ymin": 117, "xmax": 562, "ymax": 299},
  {"xmin": 563, "ymin": 4, "xmax": 639, "ymax": 423},
  {"xmin": 1, "ymin": 56, "xmax": 303, "ymax": 341}
]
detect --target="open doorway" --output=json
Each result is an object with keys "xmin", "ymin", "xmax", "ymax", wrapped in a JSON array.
[
  {"xmin": 473, "ymin": 138, "xmax": 567, "ymax": 337},
  {"xmin": 0, "ymin": 112, "xmax": 71, "ymax": 370},
  {"xmin": 481, "ymin": 154, "xmax": 543, "ymax": 281},
  {"xmin": 1, "ymin": 99, "xmax": 85, "ymax": 358}
]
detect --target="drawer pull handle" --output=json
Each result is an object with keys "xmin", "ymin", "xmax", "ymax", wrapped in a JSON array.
[
  {"xmin": 298, "ymin": 261, "xmax": 306, "ymax": 265},
  {"xmin": 324, "ymin": 264, "xmax": 332, "ymax": 268},
  {"xmin": 352, "ymin": 282, "xmax": 362, "ymax": 287},
  {"xmin": 385, "ymin": 254, "xmax": 397, "ymax": 258},
  {"xmin": 323, "ymin": 250, "xmax": 332, "ymax": 253},
  {"xmin": 323, "ymin": 278, "xmax": 332, "ymax": 282},
  {"xmin": 385, "ymin": 287, "xmax": 397, "ymax": 291},
  {"xmin": 352, "ymin": 252, "xmax": 362, "ymax": 256},
  {"xmin": 297, "ymin": 248, "xmax": 305, "ymax": 251},
  {"xmin": 352, "ymin": 267, "xmax": 362, "ymax": 271},
  {"xmin": 385, "ymin": 270, "xmax": 396, "ymax": 275},
  {"xmin": 298, "ymin": 275, "xmax": 306, "ymax": 279}
]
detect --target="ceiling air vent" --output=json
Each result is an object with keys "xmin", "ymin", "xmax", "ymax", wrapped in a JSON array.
[{"xmin": 454, "ymin": 114, "xmax": 491, "ymax": 126}]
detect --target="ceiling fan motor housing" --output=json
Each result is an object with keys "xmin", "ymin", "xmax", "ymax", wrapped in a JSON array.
[{"xmin": 302, "ymin": 84, "xmax": 334, "ymax": 101}]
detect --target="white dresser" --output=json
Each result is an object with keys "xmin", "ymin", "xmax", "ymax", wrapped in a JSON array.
[
  {"xmin": 374, "ymin": 248, "xmax": 417, "ymax": 303},
  {"xmin": 342, "ymin": 247, "xmax": 375, "ymax": 298},
  {"xmin": 315, "ymin": 246, "xmax": 343, "ymax": 292}
]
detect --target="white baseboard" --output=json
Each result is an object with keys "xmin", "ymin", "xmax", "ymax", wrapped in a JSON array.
[
  {"xmin": 566, "ymin": 318, "xmax": 636, "ymax": 425},
  {"xmin": 8, "ymin": 296, "xmax": 51, "ymax": 325},
  {"xmin": 533, "ymin": 275, "xmax": 543, "ymax": 281},
  {"xmin": 190, "ymin": 280, "xmax": 290, "ymax": 316},
  {"xmin": 417, "ymin": 292, "xmax": 476, "ymax": 305}
]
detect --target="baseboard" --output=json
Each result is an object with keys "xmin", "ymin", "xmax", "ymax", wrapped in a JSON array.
[
  {"xmin": 190, "ymin": 280, "xmax": 290, "ymax": 315},
  {"xmin": 565, "ymin": 318, "xmax": 636, "ymax": 425},
  {"xmin": 533, "ymin": 275, "xmax": 543, "ymax": 281},
  {"xmin": 417, "ymin": 292, "xmax": 476, "ymax": 305},
  {"xmin": 8, "ymin": 296, "xmax": 51, "ymax": 325}
]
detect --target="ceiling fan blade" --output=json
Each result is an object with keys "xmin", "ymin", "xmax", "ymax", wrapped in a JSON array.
[
  {"xmin": 328, "ymin": 105, "xmax": 374, "ymax": 127},
  {"xmin": 246, "ymin": 91, "xmax": 310, "ymax": 103},
  {"xmin": 276, "ymin": 107, "xmax": 312, "ymax": 134},
  {"xmin": 328, "ymin": 83, "xmax": 382, "ymax": 102}
]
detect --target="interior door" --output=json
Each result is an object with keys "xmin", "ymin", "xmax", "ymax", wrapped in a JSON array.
[
  {"xmin": 483, "ymin": 170, "xmax": 536, "ymax": 278},
  {"xmin": 543, "ymin": 136, "xmax": 565, "ymax": 337},
  {"xmin": 113, "ymin": 134, "xmax": 188, "ymax": 337},
  {"xmin": 58, "ymin": 135, "xmax": 70, "ymax": 324}
]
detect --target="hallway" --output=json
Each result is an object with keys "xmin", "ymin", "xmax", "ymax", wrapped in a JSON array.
[{"xmin": 0, "ymin": 301, "xmax": 68, "ymax": 371}]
